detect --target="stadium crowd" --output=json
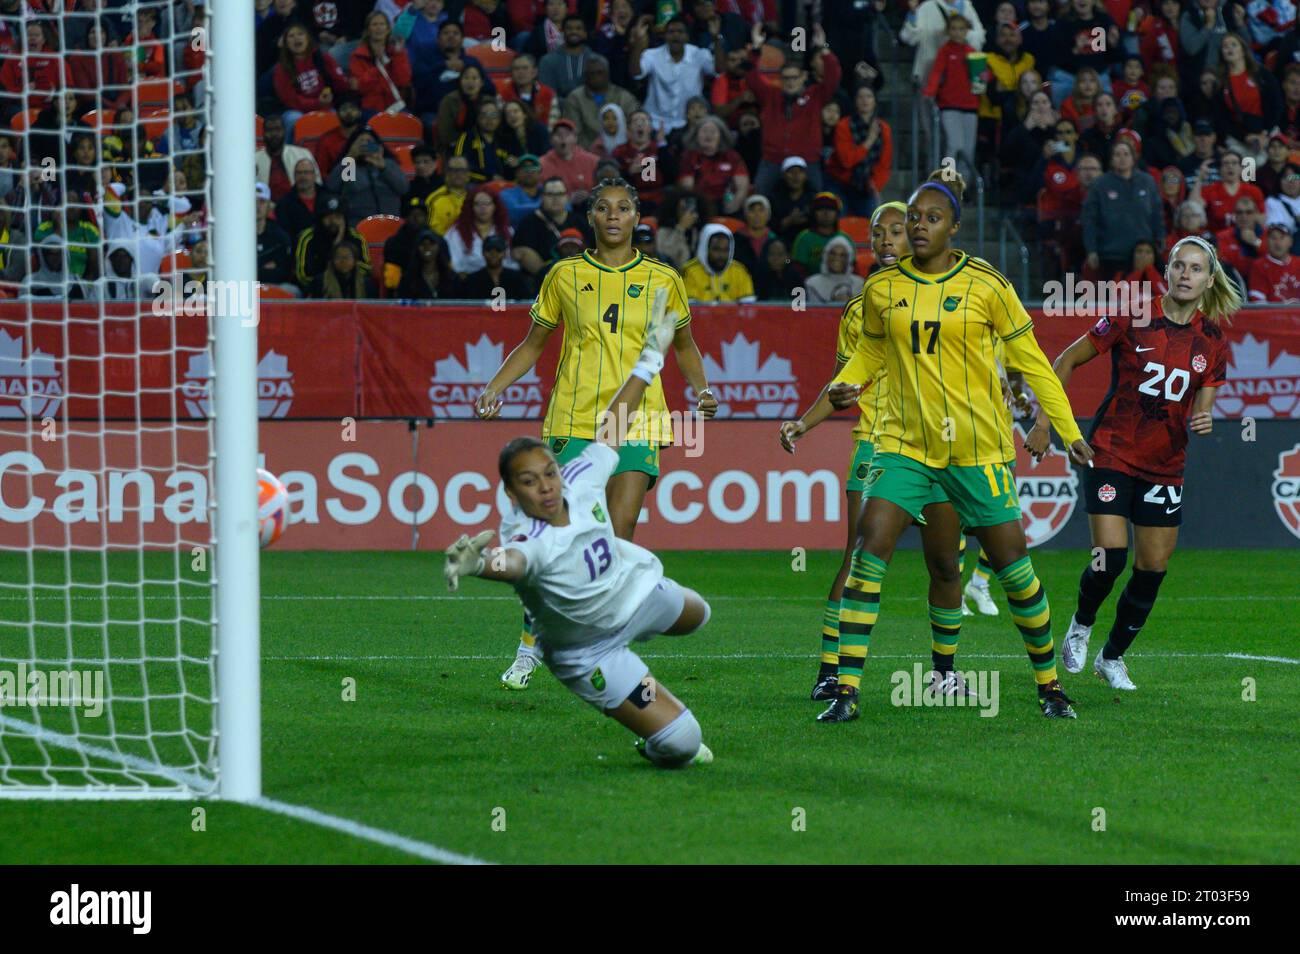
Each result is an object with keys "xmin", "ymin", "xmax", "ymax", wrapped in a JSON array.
[{"xmin": 0, "ymin": 0, "xmax": 1297, "ymax": 304}]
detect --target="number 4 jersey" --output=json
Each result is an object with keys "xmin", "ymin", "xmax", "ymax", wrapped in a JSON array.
[
  {"xmin": 1086, "ymin": 305, "xmax": 1229, "ymax": 485},
  {"xmin": 498, "ymin": 443, "xmax": 664, "ymax": 648}
]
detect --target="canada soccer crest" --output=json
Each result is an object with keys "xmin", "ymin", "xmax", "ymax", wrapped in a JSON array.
[
  {"xmin": 1013, "ymin": 424, "xmax": 1079, "ymax": 547},
  {"xmin": 1271, "ymin": 443, "xmax": 1300, "ymax": 541}
]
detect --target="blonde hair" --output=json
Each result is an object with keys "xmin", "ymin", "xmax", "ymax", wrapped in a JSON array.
[{"xmin": 1166, "ymin": 236, "xmax": 1242, "ymax": 324}]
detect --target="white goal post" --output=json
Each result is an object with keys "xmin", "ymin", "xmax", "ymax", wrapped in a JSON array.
[{"xmin": 0, "ymin": 0, "xmax": 260, "ymax": 800}]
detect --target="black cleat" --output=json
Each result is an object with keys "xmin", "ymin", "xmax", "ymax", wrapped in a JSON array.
[
  {"xmin": 1038, "ymin": 679, "xmax": 1078, "ymax": 719},
  {"xmin": 817, "ymin": 686, "xmax": 860, "ymax": 723},
  {"xmin": 811, "ymin": 673, "xmax": 839, "ymax": 701}
]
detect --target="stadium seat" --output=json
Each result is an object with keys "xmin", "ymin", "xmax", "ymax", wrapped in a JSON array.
[
  {"xmin": 840, "ymin": 216, "xmax": 871, "ymax": 246},
  {"xmin": 392, "ymin": 143, "xmax": 416, "ymax": 178},
  {"xmin": 259, "ymin": 283, "xmax": 296, "ymax": 299},
  {"xmin": 367, "ymin": 111, "xmax": 423, "ymax": 146},
  {"xmin": 358, "ymin": 214, "xmax": 403, "ymax": 261},
  {"xmin": 854, "ymin": 247, "xmax": 874, "ymax": 276},
  {"xmin": 141, "ymin": 108, "xmax": 170, "ymax": 140},
  {"xmin": 80, "ymin": 109, "xmax": 114, "ymax": 130},
  {"xmin": 161, "ymin": 250, "xmax": 193, "ymax": 274},
  {"xmin": 710, "ymin": 216, "xmax": 745, "ymax": 234},
  {"xmin": 136, "ymin": 79, "xmax": 175, "ymax": 109},
  {"xmin": 292, "ymin": 109, "xmax": 339, "ymax": 146},
  {"xmin": 473, "ymin": 47, "xmax": 517, "ymax": 71},
  {"xmin": 9, "ymin": 109, "xmax": 38, "ymax": 131}
]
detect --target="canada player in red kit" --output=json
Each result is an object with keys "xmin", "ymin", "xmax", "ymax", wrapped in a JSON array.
[{"xmin": 1026, "ymin": 236, "xmax": 1241, "ymax": 690}]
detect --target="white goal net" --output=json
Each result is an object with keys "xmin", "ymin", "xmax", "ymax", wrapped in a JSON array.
[{"xmin": 0, "ymin": 0, "xmax": 259, "ymax": 799}]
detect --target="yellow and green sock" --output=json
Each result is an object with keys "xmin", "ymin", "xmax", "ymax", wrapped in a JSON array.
[
  {"xmin": 995, "ymin": 556, "xmax": 1057, "ymax": 686},
  {"xmin": 818, "ymin": 598, "xmax": 840, "ymax": 677},
  {"xmin": 835, "ymin": 550, "xmax": 889, "ymax": 692},
  {"xmin": 929, "ymin": 603, "xmax": 963, "ymax": 672}
]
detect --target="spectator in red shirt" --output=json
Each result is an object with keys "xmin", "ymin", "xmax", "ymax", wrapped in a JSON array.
[
  {"xmin": 68, "ymin": 19, "xmax": 132, "ymax": 113},
  {"xmin": 1213, "ymin": 194, "xmax": 1265, "ymax": 279},
  {"xmin": 732, "ymin": 193, "xmax": 775, "ymax": 275},
  {"xmin": 1158, "ymin": 164, "xmax": 1187, "ymax": 233},
  {"xmin": 539, "ymin": 118, "xmax": 599, "ymax": 201},
  {"xmin": 273, "ymin": 23, "xmax": 353, "ymax": 140},
  {"xmin": 463, "ymin": 0, "xmax": 512, "ymax": 42},
  {"xmin": 677, "ymin": 115, "xmax": 750, "ymax": 218},
  {"xmin": 313, "ymin": 98, "xmax": 366, "ymax": 178},
  {"xmin": 612, "ymin": 109, "xmax": 669, "ymax": 214},
  {"xmin": 1138, "ymin": 0, "xmax": 1181, "ymax": 72},
  {"xmin": 1111, "ymin": 56, "xmax": 1151, "ymax": 118},
  {"xmin": 923, "ymin": 13, "xmax": 982, "ymax": 189},
  {"xmin": 1118, "ymin": 239, "xmax": 1168, "ymax": 306},
  {"xmin": 1081, "ymin": 92, "xmax": 1126, "ymax": 158},
  {"xmin": 0, "ymin": 21, "xmax": 73, "ymax": 122},
  {"xmin": 711, "ymin": 45, "xmax": 757, "ymax": 130},
  {"xmin": 1196, "ymin": 148, "xmax": 1265, "ymax": 230},
  {"xmin": 746, "ymin": 22, "xmax": 841, "ymax": 195},
  {"xmin": 1218, "ymin": 33, "xmax": 1281, "ymax": 143},
  {"xmin": 1248, "ymin": 222, "xmax": 1300, "ymax": 302},
  {"xmin": 827, "ymin": 84, "xmax": 893, "ymax": 218},
  {"xmin": 125, "ymin": 5, "xmax": 167, "ymax": 79},
  {"xmin": 349, "ymin": 11, "xmax": 413, "ymax": 114},
  {"xmin": 1060, "ymin": 67, "xmax": 1102, "ymax": 132},
  {"xmin": 499, "ymin": 54, "xmax": 559, "ymax": 130}
]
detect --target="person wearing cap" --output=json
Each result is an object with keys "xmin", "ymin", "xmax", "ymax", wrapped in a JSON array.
[
  {"xmin": 294, "ymin": 194, "xmax": 371, "ymax": 290},
  {"xmin": 562, "ymin": 55, "xmax": 639, "ymax": 153},
  {"xmin": 628, "ymin": 15, "xmax": 719, "ymax": 134},
  {"xmin": 499, "ymin": 154, "xmax": 545, "ymax": 228},
  {"xmin": 426, "ymin": 154, "xmax": 472, "ymax": 236},
  {"xmin": 539, "ymin": 118, "xmax": 600, "ymax": 201},
  {"xmin": 1257, "ymin": 133, "xmax": 1294, "ymax": 197},
  {"xmin": 1178, "ymin": 118, "xmax": 1222, "ymax": 181},
  {"xmin": 1082, "ymin": 138, "xmax": 1164, "ymax": 279},
  {"xmin": 514, "ymin": 175, "xmax": 588, "ymax": 276},
  {"xmin": 311, "ymin": 97, "xmax": 367, "ymax": 182},
  {"xmin": 397, "ymin": 228, "xmax": 459, "ymax": 300},
  {"xmin": 256, "ymin": 181, "xmax": 297, "ymax": 294},
  {"xmin": 683, "ymin": 222, "xmax": 756, "ymax": 303},
  {"xmin": 744, "ymin": 20, "xmax": 841, "ymax": 196},
  {"xmin": 769, "ymin": 155, "xmax": 815, "ymax": 245},
  {"xmin": 632, "ymin": 221, "xmax": 657, "ymax": 259},
  {"xmin": 791, "ymin": 191, "xmax": 852, "ymax": 275},
  {"xmin": 733, "ymin": 193, "xmax": 775, "ymax": 274},
  {"xmin": 381, "ymin": 195, "xmax": 432, "ymax": 293},
  {"xmin": 461, "ymin": 232, "xmax": 533, "ymax": 299},
  {"xmin": 1264, "ymin": 161, "xmax": 1300, "ymax": 233},
  {"xmin": 1195, "ymin": 148, "xmax": 1265, "ymax": 232},
  {"xmin": 1248, "ymin": 220, "xmax": 1300, "ymax": 302},
  {"xmin": 539, "ymin": 13, "xmax": 597, "ymax": 98},
  {"xmin": 255, "ymin": 114, "xmax": 321, "ymax": 204}
]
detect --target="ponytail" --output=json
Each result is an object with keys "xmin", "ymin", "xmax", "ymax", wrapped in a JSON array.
[{"xmin": 1167, "ymin": 235, "xmax": 1242, "ymax": 325}]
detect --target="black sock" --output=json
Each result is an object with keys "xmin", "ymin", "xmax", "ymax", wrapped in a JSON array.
[
  {"xmin": 1076, "ymin": 548, "xmax": 1128, "ymax": 627},
  {"xmin": 1103, "ymin": 568, "xmax": 1167, "ymax": 659},
  {"xmin": 931, "ymin": 651, "xmax": 954, "ymax": 673}
]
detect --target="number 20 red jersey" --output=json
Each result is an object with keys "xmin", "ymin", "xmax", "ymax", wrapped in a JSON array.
[{"xmin": 1085, "ymin": 304, "xmax": 1229, "ymax": 485}]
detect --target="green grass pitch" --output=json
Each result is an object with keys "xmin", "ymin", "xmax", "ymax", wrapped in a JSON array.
[{"xmin": 1, "ymin": 548, "xmax": 1297, "ymax": 864}]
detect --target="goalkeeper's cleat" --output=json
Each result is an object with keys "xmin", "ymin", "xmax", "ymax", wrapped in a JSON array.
[
  {"xmin": 927, "ymin": 668, "xmax": 977, "ymax": 699},
  {"xmin": 691, "ymin": 743, "xmax": 714, "ymax": 766},
  {"xmin": 961, "ymin": 601, "xmax": 974, "ymax": 617},
  {"xmin": 811, "ymin": 672, "xmax": 839, "ymax": 701},
  {"xmin": 1060, "ymin": 614, "xmax": 1092, "ymax": 674},
  {"xmin": 1037, "ymin": 679, "xmax": 1078, "ymax": 719},
  {"xmin": 500, "ymin": 651, "xmax": 539, "ymax": 690},
  {"xmin": 963, "ymin": 578, "xmax": 999, "ymax": 616},
  {"xmin": 816, "ymin": 685, "xmax": 860, "ymax": 723},
  {"xmin": 1093, "ymin": 650, "xmax": 1137, "ymax": 691}
]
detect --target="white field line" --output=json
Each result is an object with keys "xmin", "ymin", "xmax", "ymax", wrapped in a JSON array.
[
  {"xmin": 262, "ymin": 651, "xmax": 1300, "ymax": 665},
  {"xmin": 0, "ymin": 594, "xmax": 1295, "ymax": 603},
  {"xmin": 0, "ymin": 714, "xmax": 490, "ymax": 864}
]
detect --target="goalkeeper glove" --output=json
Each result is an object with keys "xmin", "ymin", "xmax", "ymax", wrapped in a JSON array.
[
  {"xmin": 630, "ymin": 287, "xmax": 679, "ymax": 383},
  {"xmin": 444, "ymin": 530, "xmax": 495, "ymax": 593}
]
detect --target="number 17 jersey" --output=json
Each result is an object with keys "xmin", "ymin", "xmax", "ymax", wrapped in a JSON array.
[
  {"xmin": 499, "ymin": 443, "xmax": 663, "ymax": 648},
  {"xmin": 531, "ymin": 249, "xmax": 691, "ymax": 445}
]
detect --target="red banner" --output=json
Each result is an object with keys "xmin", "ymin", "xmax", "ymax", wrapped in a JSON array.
[{"xmin": 2, "ymin": 302, "xmax": 1297, "ymax": 422}]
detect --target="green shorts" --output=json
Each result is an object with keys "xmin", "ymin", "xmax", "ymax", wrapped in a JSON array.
[
  {"xmin": 866, "ymin": 452, "xmax": 1021, "ymax": 528},
  {"xmin": 548, "ymin": 436, "xmax": 661, "ymax": 487},
  {"xmin": 850, "ymin": 441, "xmax": 950, "ymax": 520}
]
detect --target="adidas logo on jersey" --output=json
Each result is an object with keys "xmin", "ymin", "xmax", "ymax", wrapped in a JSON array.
[
  {"xmin": 581, "ymin": 283, "xmax": 594, "ymax": 292},
  {"xmin": 895, "ymin": 298, "xmax": 908, "ymax": 307}
]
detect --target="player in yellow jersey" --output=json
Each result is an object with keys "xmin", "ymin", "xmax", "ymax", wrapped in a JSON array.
[
  {"xmin": 475, "ymin": 177, "xmax": 717, "ymax": 689},
  {"xmin": 817, "ymin": 170, "xmax": 1094, "ymax": 722},
  {"xmin": 781, "ymin": 201, "xmax": 992, "ymax": 702}
]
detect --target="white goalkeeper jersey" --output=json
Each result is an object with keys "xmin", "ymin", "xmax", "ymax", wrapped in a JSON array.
[{"xmin": 499, "ymin": 443, "xmax": 663, "ymax": 648}]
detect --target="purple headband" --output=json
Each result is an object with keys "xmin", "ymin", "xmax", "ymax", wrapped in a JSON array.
[{"xmin": 913, "ymin": 181, "xmax": 962, "ymax": 221}]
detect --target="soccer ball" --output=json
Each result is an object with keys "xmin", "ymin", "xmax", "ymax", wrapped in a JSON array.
[{"xmin": 257, "ymin": 468, "xmax": 289, "ymax": 548}]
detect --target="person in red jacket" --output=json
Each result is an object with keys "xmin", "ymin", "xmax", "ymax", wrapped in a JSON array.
[
  {"xmin": 1118, "ymin": 238, "xmax": 1168, "ymax": 307},
  {"xmin": 922, "ymin": 13, "xmax": 981, "ymax": 191},
  {"xmin": 272, "ymin": 22, "xmax": 354, "ymax": 139},
  {"xmin": 1247, "ymin": 222, "xmax": 1300, "ymax": 303},
  {"xmin": 463, "ymin": 0, "xmax": 513, "ymax": 42},
  {"xmin": 1196, "ymin": 149, "xmax": 1265, "ymax": 231},
  {"xmin": 350, "ymin": 10, "xmax": 413, "ymax": 113},
  {"xmin": 1213, "ymin": 195, "xmax": 1265, "ymax": 280},
  {"xmin": 499, "ymin": 54, "xmax": 558, "ymax": 129},
  {"xmin": 68, "ymin": 20, "xmax": 132, "ymax": 113},
  {"xmin": 826, "ymin": 84, "xmax": 893, "ymax": 217},
  {"xmin": 0, "ymin": 21, "xmax": 73, "ymax": 122},
  {"xmin": 745, "ymin": 21, "xmax": 841, "ymax": 196},
  {"xmin": 124, "ymin": 4, "xmax": 167, "ymax": 79},
  {"xmin": 1138, "ymin": 0, "xmax": 1181, "ymax": 72}
]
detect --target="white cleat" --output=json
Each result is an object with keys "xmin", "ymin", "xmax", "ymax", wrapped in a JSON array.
[
  {"xmin": 691, "ymin": 743, "xmax": 714, "ymax": 765},
  {"xmin": 500, "ymin": 651, "xmax": 539, "ymax": 690},
  {"xmin": 926, "ymin": 669, "xmax": 978, "ymax": 699},
  {"xmin": 1061, "ymin": 615, "xmax": 1091, "ymax": 674},
  {"xmin": 961, "ymin": 602, "xmax": 975, "ymax": 617},
  {"xmin": 963, "ymin": 578, "xmax": 999, "ymax": 616},
  {"xmin": 1093, "ymin": 649, "xmax": 1137, "ymax": 690}
]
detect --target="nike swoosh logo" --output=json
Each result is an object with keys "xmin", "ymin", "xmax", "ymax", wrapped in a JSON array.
[
  {"xmin": 1135, "ymin": 346, "xmax": 1156, "ymax": 352},
  {"xmin": 1165, "ymin": 506, "xmax": 1181, "ymax": 514}
]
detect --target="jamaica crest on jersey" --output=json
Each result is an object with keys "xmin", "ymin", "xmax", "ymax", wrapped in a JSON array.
[
  {"xmin": 1012, "ymin": 423, "xmax": 1079, "ymax": 546},
  {"xmin": 592, "ymin": 501, "xmax": 607, "ymax": 523}
]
